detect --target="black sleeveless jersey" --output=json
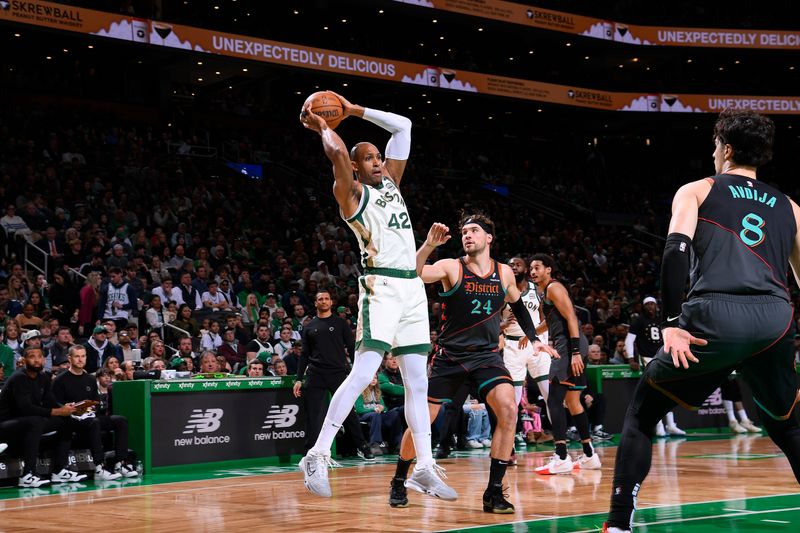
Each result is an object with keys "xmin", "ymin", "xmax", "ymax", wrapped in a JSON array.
[
  {"xmin": 541, "ymin": 280, "xmax": 570, "ymax": 343},
  {"xmin": 689, "ymin": 174, "xmax": 795, "ymax": 302},
  {"xmin": 438, "ymin": 258, "xmax": 506, "ymax": 355}
]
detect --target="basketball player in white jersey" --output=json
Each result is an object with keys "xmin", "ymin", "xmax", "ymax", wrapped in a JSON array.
[
  {"xmin": 501, "ymin": 257, "xmax": 551, "ymax": 409},
  {"xmin": 298, "ymin": 92, "xmax": 453, "ymax": 499}
]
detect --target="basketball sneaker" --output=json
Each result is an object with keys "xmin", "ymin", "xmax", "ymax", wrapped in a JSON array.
[
  {"xmin": 51, "ymin": 468, "xmax": 88, "ymax": 483},
  {"xmin": 482, "ymin": 484, "xmax": 514, "ymax": 514},
  {"xmin": 114, "ymin": 462, "xmax": 140, "ymax": 478},
  {"xmin": 405, "ymin": 463, "xmax": 458, "ymax": 501},
  {"xmin": 729, "ymin": 420, "xmax": 747, "ymax": 433},
  {"xmin": 389, "ymin": 477, "xmax": 408, "ymax": 508},
  {"xmin": 592, "ymin": 427, "xmax": 613, "ymax": 441},
  {"xmin": 574, "ymin": 452, "xmax": 601, "ymax": 470},
  {"xmin": 299, "ymin": 450, "xmax": 340, "ymax": 498},
  {"xmin": 356, "ymin": 444, "xmax": 376, "ymax": 461},
  {"xmin": 96, "ymin": 465, "xmax": 122, "ymax": 481},
  {"xmin": 655, "ymin": 421, "xmax": 666, "ymax": 437},
  {"xmin": 665, "ymin": 424, "xmax": 686, "ymax": 436},
  {"xmin": 534, "ymin": 453, "xmax": 573, "ymax": 475},
  {"xmin": 18, "ymin": 472, "xmax": 50, "ymax": 488},
  {"xmin": 740, "ymin": 420, "xmax": 761, "ymax": 433}
]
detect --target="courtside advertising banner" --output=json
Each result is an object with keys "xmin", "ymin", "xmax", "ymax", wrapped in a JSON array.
[
  {"xmin": 393, "ymin": 0, "xmax": 800, "ymax": 50},
  {"xmin": 150, "ymin": 388, "xmax": 305, "ymax": 467},
  {"xmin": 4, "ymin": 0, "xmax": 800, "ymax": 113}
]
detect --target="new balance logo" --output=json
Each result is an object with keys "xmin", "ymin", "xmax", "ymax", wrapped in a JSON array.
[
  {"xmin": 182, "ymin": 409, "xmax": 224, "ymax": 434},
  {"xmin": 262, "ymin": 405, "xmax": 299, "ymax": 429}
]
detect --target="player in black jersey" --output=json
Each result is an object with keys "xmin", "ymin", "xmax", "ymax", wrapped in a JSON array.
[
  {"xmin": 625, "ymin": 297, "xmax": 685, "ymax": 437},
  {"xmin": 530, "ymin": 254, "xmax": 600, "ymax": 476},
  {"xmin": 605, "ymin": 110, "xmax": 800, "ymax": 533},
  {"xmin": 389, "ymin": 215, "xmax": 556, "ymax": 513}
]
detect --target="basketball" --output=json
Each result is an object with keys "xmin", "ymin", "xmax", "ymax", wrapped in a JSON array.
[{"xmin": 304, "ymin": 90, "xmax": 344, "ymax": 129}]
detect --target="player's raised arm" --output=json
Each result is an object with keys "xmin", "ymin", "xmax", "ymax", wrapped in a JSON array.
[
  {"xmin": 299, "ymin": 102, "xmax": 361, "ymax": 219},
  {"xmin": 416, "ymin": 223, "xmax": 451, "ymax": 280},
  {"xmin": 328, "ymin": 91, "xmax": 411, "ymax": 187}
]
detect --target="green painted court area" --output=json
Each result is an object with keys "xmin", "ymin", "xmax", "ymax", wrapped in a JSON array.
[{"xmin": 439, "ymin": 493, "xmax": 800, "ymax": 532}]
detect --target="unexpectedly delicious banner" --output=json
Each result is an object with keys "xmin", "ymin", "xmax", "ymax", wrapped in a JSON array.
[
  {"xmin": 3, "ymin": 0, "xmax": 800, "ymax": 113},
  {"xmin": 393, "ymin": 0, "xmax": 800, "ymax": 50}
]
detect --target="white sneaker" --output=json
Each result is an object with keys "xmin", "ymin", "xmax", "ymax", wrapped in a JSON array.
[
  {"xmin": 467, "ymin": 440, "xmax": 483, "ymax": 449},
  {"xmin": 114, "ymin": 462, "xmax": 140, "ymax": 478},
  {"xmin": 96, "ymin": 465, "xmax": 122, "ymax": 481},
  {"xmin": 574, "ymin": 452, "xmax": 602, "ymax": 470},
  {"xmin": 481, "ymin": 438, "xmax": 493, "ymax": 448},
  {"xmin": 299, "ymin": 451, "xmax": 340, "ymax": 498},
  {"xmin": 740, "ymin": 420, "xmax": 761, "ymax": 433},
  {"xmin": 534, "ymin": 453, "xmax": 574, "ymax": 475},
  {"xmin": 665, "ymin": 424, "xmax": 686, "ymax": 436},
  {"xmin": 18, "ymin": 472, "xmax": 50, "ymax": 488},
  {"xmin": 655, "ymin": 421, "xmax": 666, "ymax": 437},
  {"xmin": 729, "ymin": 420, "xmax": 747, "ymax": 434},
  {"xmin": 405, "ymin": 463, "xmax": 458, "ymax": 501},
  {"xmin": 51, "ymin": 468, "xmax": 88, "ymax": 483}
]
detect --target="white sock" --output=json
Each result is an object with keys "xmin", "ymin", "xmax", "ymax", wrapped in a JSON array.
[
  {"xmin": 310, "ymin": 350, "xmax": 383, "ymax": 454},
  {"xmin": 724, "ymin": 400, "xmax": 736, "ymax": 423},
  {"xmin": 397, "ymin": 353, "xmax": 434, "ymax": 467},
  {"xmin": 537, "ymin": 379, "xmax": 551, "ymax": 421},
  {"xmin": 737, "ymin": 409, "xmax": 750, "ymax": 423},
  {"xmin": 607, "ymin": 527, "xmax": 630, "ymax": 533},
  {"xmin": 514, "ymin": 385, "xmax": 523, "ymax": 406},
  {"xmin": 664, "ymin": 411, "xmax": 676, "ymax": 427},
  {"xmin": 595, "ymin": 424, "xmax": 604, "ymax": 431}
]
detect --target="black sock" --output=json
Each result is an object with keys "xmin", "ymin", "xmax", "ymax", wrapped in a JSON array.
[
  {"xmin": 488, "ymin": 457, "xmax": 509, "ymax": 488},
  {"xmin": 573, "ymin": 410, "xmax": 592, "ymax": 440},
  {"xmin": 582, "ymin": 441, "xmax": 593, "ymax": 457},
  {"xmin": 395, "ymin": 457, "xmax": 413, "ymax": 480},
  {"xmin": 555, "ymin": 442, "xmax": 568, "ymax": 460}
]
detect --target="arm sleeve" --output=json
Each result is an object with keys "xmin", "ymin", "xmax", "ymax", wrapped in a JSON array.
[
  {"xmin": 624, "ymin": 332, "xmax": 637, "ymax": 359},
  {"xmin": 661, "ymin": 233, "xmax": 692, "ymax": 327},
  {"xmin": 509, "ymin": 298, "xmax": 539, "ymax": 342},
  {"xmin": 362, "ymin": 108, "xmax": 412, "ymax": 160}
]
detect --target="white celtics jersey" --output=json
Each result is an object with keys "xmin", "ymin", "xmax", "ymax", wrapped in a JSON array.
[
  {"xmin": 343, "ymin": 177, "xmax": 416, "ymax": 270},
  {"xmin": 502, "ymin": 281, "xmax": 546, "ymax": 340}
]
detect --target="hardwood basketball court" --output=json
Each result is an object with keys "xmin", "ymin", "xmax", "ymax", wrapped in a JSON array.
[{"xmin": 0, "ymin": 434, "xmax": 798, "ymax": 532}]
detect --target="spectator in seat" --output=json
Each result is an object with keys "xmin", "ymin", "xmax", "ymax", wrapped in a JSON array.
[
  {"xmin": 97, "ymin": 267, "xmax": 137, "ymax": 333},
  {"xmin": 379, "ymin": 354, "xmax": 405, "ymax": 413},
  {"xmin": 0, "ymin": 346, "xmax": 84, "ymax": 487},
  {"xmin": 271, "ymin": 357, "xmax": 288, "ymax": 377},
  {"xmin": 84, "ymin": 325, "xmax": 115, "ymax": 374},
  {"xmin": 463, "ymin": 397, "xmax": 492, "ymax": 449},
  {"xmin": 198, "ymin": 319, "xmax": 220, "ymax": 351},
  {"xmin": 273, "ymin": 327, "xmax": 294, "ymax": 358},
  {"xmin": 246, "ymin": 324, "xmax": 274, "ymax": 361},
  {"xmin": 172, "ymin": 304, "xmax": 200, "ymax": 338},
  {"xmin": 246, "ymin": 359, "xmax": 265, "ymax": 377},
  {"xmin": 201, "ymin": 280, "xmax": 229, "ymax": 311},
  {"xmin": 218, "ymin": 327, "xmax": 247, "ymax": 370},
  {"xmin": 52, "ymin": 345, "xmax": 130, "ymax": 479},
  {"xmin": 177, "ymin": 271, "xmax": 202, "ymax": 311},
  {"xmin": 355, "ymin": 374, "xmax": 403, "ymax": 456},
  {"xmin": 198, "ymin": 351, "xmax": 220, "ymax": 374}
]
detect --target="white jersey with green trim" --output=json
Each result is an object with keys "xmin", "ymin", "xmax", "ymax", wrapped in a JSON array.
[
  {"xmin": 343, "ymin": 176, "xmax": 416, "ymax": 270},
  {"xmin": 502, "ymin": 281, "xmax": 546, "ymax": 340}
]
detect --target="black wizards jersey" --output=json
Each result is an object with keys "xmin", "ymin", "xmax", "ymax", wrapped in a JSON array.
[
  {"xmin": 438, "ymin": 258, "xmax": 506, "ymax": 355},
  {"xmin": 689, "ymin": 174, "xmax": 795, "ymax": 301}
]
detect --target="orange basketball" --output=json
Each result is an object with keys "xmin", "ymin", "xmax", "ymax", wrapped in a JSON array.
[{"xmin": 304, "ymin": 90, "xmax": 344, "ymax": 129}]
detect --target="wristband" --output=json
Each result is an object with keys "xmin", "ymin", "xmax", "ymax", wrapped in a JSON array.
[{"xmin": 569, "ymin": 337, "xmax": 581, "ymax": 354}]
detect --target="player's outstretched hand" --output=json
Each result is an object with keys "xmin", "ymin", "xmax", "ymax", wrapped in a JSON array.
[
  {"xmin": 534, "ymin": 341, "xmax": 559, "ymax": 359},
  {"xmin": 663, "ymin": 327, "xmax": 706, "ymax": 369},
  {"xmin": 425, "ymin": 222, "xmax": 451, "ymax": 248},
  {"xmin": 299, "ymin": 102, "xmax": 325, "ymax": 133},
  {"xmin": 325, "ymin": 90, "xmax": 353, "ymax": 118}
]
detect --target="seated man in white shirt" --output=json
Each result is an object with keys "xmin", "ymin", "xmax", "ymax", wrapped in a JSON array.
[
  {"xmin": 152, "ymin": 278, "xmax": 184, "ymax": 307},
  {"xmin": 201, "ymin": 280, "xmax": 229, "ymax": 311}
]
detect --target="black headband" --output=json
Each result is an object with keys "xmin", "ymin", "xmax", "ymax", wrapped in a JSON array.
[{"xmin": 462, "ymin": 218, "xmax": 492, "ymax": 235}]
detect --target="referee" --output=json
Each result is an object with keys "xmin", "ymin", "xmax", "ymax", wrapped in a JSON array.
[{"xmin": 293, "ymin": 289, "xmax": 373, "ymax": 459}]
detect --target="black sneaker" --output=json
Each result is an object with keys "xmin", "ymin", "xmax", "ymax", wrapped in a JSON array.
[
  {"xmin": 482, "ymin": 485, "xmax": 515, "ymax": 514},
  {"xmin": 435, "ymin": 445, "xmax": 451, "ymax": 460},
  {"xmin": 389, "ymin": 477, "xmax": 409, "ymax": 508},
  {"xmin": 369, "ymin": 442, "xmax": 384, "ymax": 457},
  {"xmin": 357, "ymin": 444, "xmax": 376, "ymax": 461}
]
